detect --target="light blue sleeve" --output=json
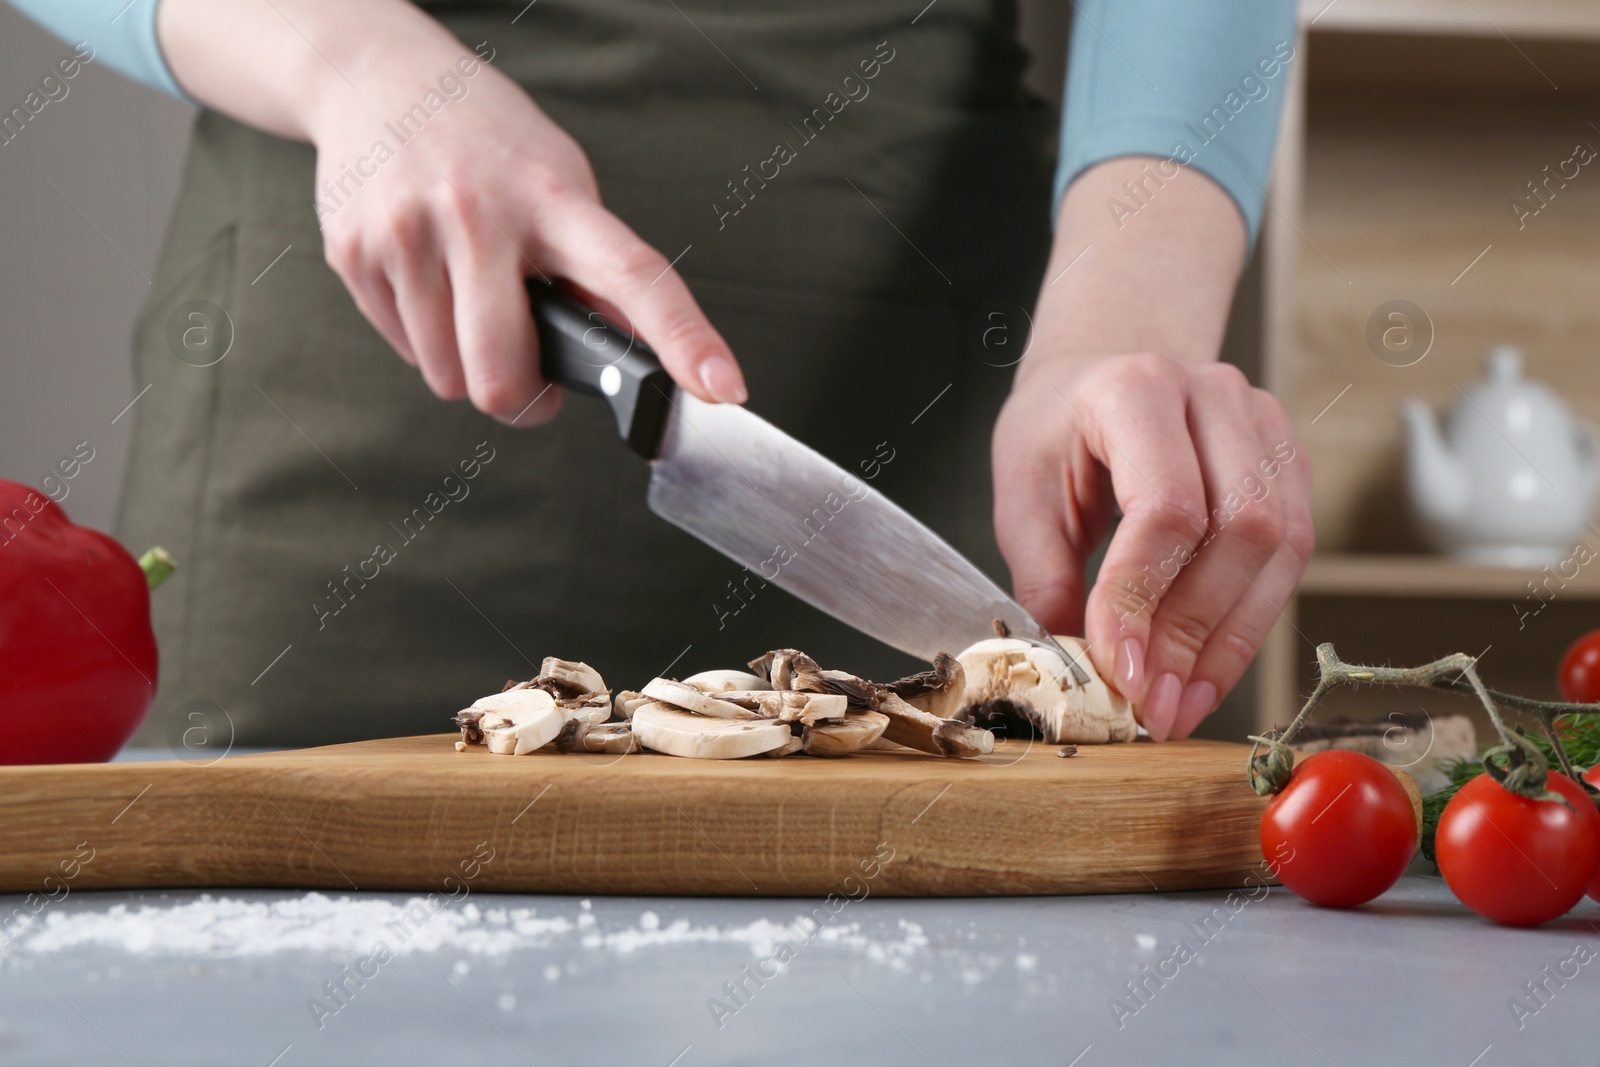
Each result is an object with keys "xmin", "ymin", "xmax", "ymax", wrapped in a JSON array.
[
  {"xmin": 1055, "ymin": 0, "xmax": 1298, "ymax": 244},
  {"xmin": 6, "ymin": 0, "xmax": 191, "ymax": 102}
]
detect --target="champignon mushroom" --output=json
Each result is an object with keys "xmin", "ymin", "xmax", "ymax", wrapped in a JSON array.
[
  {"xmin": 802, "ymin": 710, "xmax": 890, "ymax": 756},
  {"xmin": 956, "ymin": 636, "xmax": 1136, "ymax": 744},
  {"xmin": 631, "ymin": 702, "xmax": 794, "ymax": 759},
  {"xmin": 874, "ymin": 692, "xmax": 994, "ymax": 757}
]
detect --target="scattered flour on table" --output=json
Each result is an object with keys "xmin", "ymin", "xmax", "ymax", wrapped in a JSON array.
[{"xmin": 4, "ymin": 894, "xmax": 950, "ymax": 972}]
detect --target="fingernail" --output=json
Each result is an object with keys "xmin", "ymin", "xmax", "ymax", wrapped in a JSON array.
[
  {"xmin": 1142, "ymin": 672, "xmax": 1181, "ymax": 742},
  {"xmin": 1115, "ymin": 638, "xmax": 1145, "ymax": 698},
  {"xmin": 1171, "ymin": 680, "xmax": 1217, "ymax": 741},
  {"xmin": 699, "ymin": 356, "xmax": 747, "ymax": 404}
]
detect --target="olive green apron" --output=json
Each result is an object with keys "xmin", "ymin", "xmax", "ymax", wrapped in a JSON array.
[{"xmin": 120, "ymin": 0, "xmax": 1054, "ymax": 748}]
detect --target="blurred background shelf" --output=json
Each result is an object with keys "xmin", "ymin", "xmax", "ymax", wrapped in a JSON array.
[
  {"xmin": 1301, "ymin": 553, "xmax": 1600, "ymax": 599},
  {"xmin": 1304, "ymin": 0, "xmax": 1600, "ymax": 41}
]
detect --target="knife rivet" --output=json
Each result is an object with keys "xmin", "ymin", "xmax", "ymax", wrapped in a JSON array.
[{"xmin": 599, "ymin": 365, "xmax": 622, "ymax": 397}]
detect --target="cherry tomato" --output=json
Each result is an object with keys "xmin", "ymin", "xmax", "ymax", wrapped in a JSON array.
[
  {"xmin": 1585, "ymin": 765, "xmax": 1600, "ymax": 904},
  {"xmin": 1437, "ymin": 771, "xmax": 1600, "ymax": 926},
  {"xmin": 1260, "ymin": 750, "xmax": 1418, "ymax": 908},
  {"xmin": 1558, "ymin": 629, "xmax": 1600, "ymax": 704}
]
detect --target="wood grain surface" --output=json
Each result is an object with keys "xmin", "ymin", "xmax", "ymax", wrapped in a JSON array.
[{"xmin": 0, "ymin": 736, "xmax": 1276, "ymax": 897}]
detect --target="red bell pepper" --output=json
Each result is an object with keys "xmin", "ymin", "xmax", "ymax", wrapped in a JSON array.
[{"xmin": 0, "ymin": 480, "xmax": 171, "ymax": 764}]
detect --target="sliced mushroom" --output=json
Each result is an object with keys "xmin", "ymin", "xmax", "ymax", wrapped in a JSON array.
[
  {"xmin": 886, "ymin": 653, "xmax": 966, "ymax": 720},
  {"xmin": 471, "ymin": 687, "xmax": 551, "ymax": 715},
  {"xmin": 613, "ymin": 690, "xmax": 651, "ymax": 720},
  {"xmin": 682, "ymin": 669, "xmax": 772, "ymax": 694},
  {"xmin": 454, "ymin": 708, "xmax": 486, "ymax": 745},
  {"xmin": 875, "ymin": 692, "xmax": 994, "ymax": 758},
  {"xmin": 803, "ymin": 710, "xmax": 890, "ymax": 756},
  {"xmin": 557, "ymin": 693, "xmax": 613, "ymax": 725},
  {"xmin": 631, "ymin": 702, "xmax": 794, "ymax": 759},
  {"xmin": 956, "ymin": 636, "xmax": 1136, "ymax": 744},
  {"xmin": 749, "ymin": 649, "xmax": 879, "ymax": 709},
  {"xmin": 759, "ymin": 734, "xmax": 806, "ymax": 758},
  {"xmin": 642, "ymin": 677, "xmax": 768, "ymax": 719},
  {"xmin": 717, "ymin": 690, "xmax": 848, "ymax": 723},
  {"xmin": 475, "ymin": 688, "xmax": 565, "ymax": 755},
  {"xmin": 527, "ymin": 657, "xmax": 614, "ymax": 724},
  {"xmin": 555, "ymin": 719, "xmax": 640, "ymax": 755},
  {"xmin": 747, "ymin": 649, "xmax": 797, "ymax": 690},
  {"xmin": 535, "ymin": 657, "xmax": 606, "ymax": 697}
]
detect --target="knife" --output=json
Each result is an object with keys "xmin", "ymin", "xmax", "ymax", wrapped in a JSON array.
[{"xmin": 528, "ymin": 279, "xmax": 1087, "ymax": 681}]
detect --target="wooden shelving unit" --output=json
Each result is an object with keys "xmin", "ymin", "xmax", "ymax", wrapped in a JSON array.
[
  {"xmin": 1244, "ymin": 1, "xmax": 1600, "ymax": 738},
  {"xmin": 1300, "ymin": 554, "xmax": 1600, "ymax": 599},
  {"xmin": 1307, "ymin": 0, "xmax": 1600, "ymax": 41}
]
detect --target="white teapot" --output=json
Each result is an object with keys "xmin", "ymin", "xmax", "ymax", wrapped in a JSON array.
[{"xmin": 1402, "ymin": 346, "xmax": 1598, "ymax": 566}]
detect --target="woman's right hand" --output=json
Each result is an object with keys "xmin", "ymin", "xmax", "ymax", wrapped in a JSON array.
[{"xmin": 159, "ymin": 0, "xmax": 747, "ymax": 424}]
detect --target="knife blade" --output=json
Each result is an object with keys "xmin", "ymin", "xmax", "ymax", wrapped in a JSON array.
[{"xmin": 528, "ymin": 280, "xmax": 1086, "ymax": 679}]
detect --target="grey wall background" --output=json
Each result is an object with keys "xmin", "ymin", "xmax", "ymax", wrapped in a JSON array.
[
  {"xmin": 0, "ymin": 8, "xmax": 194, "ymax": 532},
  {"xmin": 0, "ymin": 3, "xmax": 1065, "ymax": 535}
]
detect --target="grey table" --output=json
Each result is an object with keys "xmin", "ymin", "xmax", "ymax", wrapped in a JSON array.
[{"xmin": 0, "ymin": 875, "xmax": 1591, "ymax": 1067}]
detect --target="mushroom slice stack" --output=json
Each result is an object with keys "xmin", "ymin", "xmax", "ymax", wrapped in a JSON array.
[
  {"xmin": 454, "ymin": 656, "xmax": 615, "ymax": 755},
  {"xmin": 631, "ymin": 702, "xmax": 795, "ymax": 759},
  {"xmin": 956, "ymin": 636, "xmax": 1137, "ymax": 744},
  {"xmin": 452, "ymin": 648, "xmax": 1021, "ymax": 761},
  {"xmin": 656, "ymin": 670, "xmax": 842, "ymax": 721},
  {"xmin": 748, "ymin": 649, "xmax": 879, "ymax": 709},
  {"xmin": 750, "ymin": 648, "xmax": 992, "ymax": 758}
]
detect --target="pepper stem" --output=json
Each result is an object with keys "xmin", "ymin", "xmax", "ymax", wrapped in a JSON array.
[{"xmin": 138, "ymin": 546, "xmax": 176, "ymax": 590}]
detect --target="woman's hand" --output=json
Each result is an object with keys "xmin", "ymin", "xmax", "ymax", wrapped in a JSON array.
[
  {"xmin": 158, "ymin": 0, "xmax": 746, "ymax": 423},
  {"xmin": 994, "ymin": 158, "xmax": 1313, "ymax": 741}
]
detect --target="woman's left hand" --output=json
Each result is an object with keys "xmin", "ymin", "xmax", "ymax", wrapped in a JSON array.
[{"xmin": 991, "ymin": 157, "xmax": 1314, "ymax": 742}]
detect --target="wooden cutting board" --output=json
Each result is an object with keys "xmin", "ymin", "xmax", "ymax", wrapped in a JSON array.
[{"xmin": 0, "ymin": 736, "xmax": 1277, "ymax": 897}]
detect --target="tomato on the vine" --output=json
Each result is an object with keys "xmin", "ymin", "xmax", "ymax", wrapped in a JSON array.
[
  {"xmin": 1260, "ymin": 750, "xmax": 1418, "ymax": 908},
  {"xmin": 1437, "ymin": 771, "xmax": 1600, "ymax": 926},
  {"xmin": 1558, "ymin": 630, "xmax": 1600, "ymax": 705}
]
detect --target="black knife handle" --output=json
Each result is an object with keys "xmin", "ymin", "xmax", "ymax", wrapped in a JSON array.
[{"xmin": 528, "ymin": 279, "xmax": 674, "ymax": 458}]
